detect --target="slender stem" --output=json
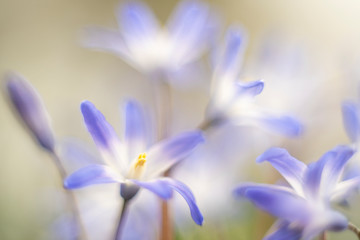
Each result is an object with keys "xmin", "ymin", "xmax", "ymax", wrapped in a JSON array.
[
  {"xmin": 197, "ymin": 115, "xmax": 225, "ymax": 132},
  {"xmin": 150, "ymin": 74, "xmax": 173, "ymax": 240},
  {"xmin": 348, "ymin": 222, "xmax": 360, "ymax": 239},
  {"xmin": 114, "ymin": 200, "xmax": 129, "ymax": 240},
  {"xmin": 160, "ymin": 168, "xmax": 173, "ymax": 240},
  {"xmin": 50, "ymin": 152, "xmax": 87, "ymax": 240},
  {"xmin": 319, "ymin": 232, "xmax": 326, "ymax": 240},
  {"xmin": 151, "ymin": 76, "xmax": 172, "ymax": 141},
  {"xmin": 160, "ymin": 199, "xmax": 173, "ymax": 240}
]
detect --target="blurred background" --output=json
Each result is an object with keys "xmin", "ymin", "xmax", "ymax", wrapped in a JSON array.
[{"xmin": 2, "ymin": 0, "xmax": 360, "ymax": 239}]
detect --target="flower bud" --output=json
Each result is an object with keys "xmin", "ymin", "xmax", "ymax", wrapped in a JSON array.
[{"xmin": 5, "ymin": 72, "xmax": 55, "ymax": 152}]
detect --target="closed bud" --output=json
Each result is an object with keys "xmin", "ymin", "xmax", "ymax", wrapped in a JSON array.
[{"xmin": 5, "ymin": 72, "xmax": 55, "ymax": 152}]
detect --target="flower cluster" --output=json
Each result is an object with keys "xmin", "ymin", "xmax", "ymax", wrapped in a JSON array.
[{"xmin": 4, "ymin": 1, "xmax": 360, "ymax": 240}]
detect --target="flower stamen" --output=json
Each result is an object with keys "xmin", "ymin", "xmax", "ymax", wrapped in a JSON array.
[
  {"xmin": 135, "ymin": 153, "xmax": 147, "ymax": 168},
  {"xmin": 128, "ymin": 153, "xmax": 147, "ymax": 179}
]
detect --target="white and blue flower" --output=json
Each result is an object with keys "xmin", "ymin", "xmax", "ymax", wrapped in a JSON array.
[
  {"xmin": 234, "ymin": 146, "xmax": 360, "ymax": 240},
  {"xmin": 206, "ymin": 27, "xmax": 303, "ymax": 137},
  {"xmin": 64, "ymin": 100, "xmax": 204, "ymax": 225},
  {"xmin": 83, "ymin": 0, "xmax": 217, "ymax": 81}
]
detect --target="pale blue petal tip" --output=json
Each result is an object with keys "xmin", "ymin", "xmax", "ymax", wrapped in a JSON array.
[
  {"xmin": 342, "ymin": 101, "xmax": 360, "ymax": 142},
  {"xmin": 255, "ymin": 147, "xmax": 287, "ymax": 163},
  {"xmin": 80, "ymin": 100, "xmax": 119, "ymax": 149},
  {"xmin": 236, "ymin": 80, "xmax": 265, "ymax": 97},
  {"xmin": 221, "ymin": 28, "xmax": 246, "ymax": 72},
  {"xmin": 262, "ymin": 115, "xmax": 304, "ymax": 137}
]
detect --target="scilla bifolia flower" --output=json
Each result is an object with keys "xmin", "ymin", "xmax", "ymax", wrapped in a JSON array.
[
  {"xmin": 234, "ymin": 146, "xmax": 360, "ymax": 240},
  {"xmin": 83, "ymin": 0, "xmax": 216, "ymax": 80},
  {"xmin": 5, "ymin": 72, "xmax": 86, "ymax": 239},
  {"xmin": 5, "ymin": 72, "xmax": 55, "ymax": 152},
  {"xmin": 64, "ymin": 100, "xmax": 204, "ymax": 225},
  {"xmin": 204, "ymin": 28, "xmax": 302, "ymax": 137}
]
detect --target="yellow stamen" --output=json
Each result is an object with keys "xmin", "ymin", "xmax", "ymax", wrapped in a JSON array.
[
  {"xmin": 128, "ymin": 153, "xmax": 147, "ymax": 179},
  {"xmin": 135, "ymin": 153, "xmax": 147, "ymax": 168}
]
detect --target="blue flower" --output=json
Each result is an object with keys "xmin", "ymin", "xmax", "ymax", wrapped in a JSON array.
[
  {"xmin": 206, "ymin": 27, "xmax": 302, "ymax": 137},
  {"xmin": 234, "ymin": 146, "xmax": 360, "ymax": 240},
  {"xmin": 341, "ymin": 101, "xmax": 360, "ymax": 179},
  {"xmin": 64, "ymin": 100, "xmax": 204, "ymax": 225},
  {"xmin": 82, "ymin": 0, "xmax": 217, "ymax": 79},
  {"xmin": 342, "ymin": 101, "xmax": 360, "ymax": 145},
  {"xmin": 5, "ymin": 72, "xmax": 55, "ymax": 152}
]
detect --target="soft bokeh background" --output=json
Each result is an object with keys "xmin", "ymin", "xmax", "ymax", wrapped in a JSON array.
[{"xmin": 2, "ymin": 0, "xmax": 360, "ymax": 239}]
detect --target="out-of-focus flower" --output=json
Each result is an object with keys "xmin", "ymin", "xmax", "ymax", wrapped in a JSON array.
[
  {"xmin": 246, "ymin": 33, "xmax": 323, "ymax": 118},
  {"xmin": 64, "ymin": 100, "xmax": 204, "ymax": 225},
  {"xmin": 234, "ymin": 146, "xmax": 360, "ymax": 240},
  {"xmin": 5, "ymin": 72, "xmax": 55, "ymax": 152},
  {"xmin": 342, "ymin": 101, "xmax": 360, "ymax": 146},
  {"xmin": 205, "ymin": 28, "xmax": 302, "ymax": 137},
  {"xmin": 83, "ymin": 0, "xmax": 216, "ymax": 80},
  {"xmin": 341, "ymin": 100, "xmax": 360, "ymax": 179}
]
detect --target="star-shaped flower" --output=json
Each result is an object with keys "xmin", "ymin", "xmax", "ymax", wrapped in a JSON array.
[
  {"xmin": 234, "ymin": 146, "xmax": 360, "ymax": 240},
  {"xmin": 64, "ymin": 100, "xmax": 204, "ymax": 225},
  {"xmin": 83, "ymin": 0, "xmax": 216, "ymax": 80},
  {"xmin": 206, "ymin": 27, "xmax": 302, "ymax": 137}
]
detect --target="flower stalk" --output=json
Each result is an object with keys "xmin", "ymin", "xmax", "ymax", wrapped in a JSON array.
[
  {"xmin": 152, "ymin": 76, "xmax": 174, "ymax": 240},
  {"xmin": 198, "ymin": 115, "xmax": 225, "ymax": 132},
  {"xmin": 51, "ymin": 152, "xmax": 88, "ymax": 240},
  {"xmin": 348, "ymin": 222, "xmax": 360, "ymax": 239},
  {"xmin": 319, "ymin": 232, "xmax": 326, "ymax": 240},
  {"xmin": 114, "ymin": 199, "xmax": 130, "ymax": 240}
]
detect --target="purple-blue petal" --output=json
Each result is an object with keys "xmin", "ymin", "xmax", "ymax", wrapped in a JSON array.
[
  {"xmin": 256, "ymin": 114, "xmax": 303, "ymax": 137},
  {"xmin": 133, "ymin": 178, "xmax": 203, "ymax": 225},
  {"xmin": 264, "ymin": 222, "xmax": 302, "ymax": 240},
  {"xmin": 64, "ymin": 164, "xmax": 120, "ymax": 189},
  {"xmin": 167, "ymin": 0, "xmax": 214, "ymax": 54},
  {"xmin": 123, "ymin": 100, "xmax": 147, "ymax": 160},
  {"xmin": 304, "ymin": 145, "xmax": 354, "ymax": 199},
  {"xmin": 331, "ymin": 176, "xmax": 360, "ymax": 202},
  {"xmin": 117, "ymin": 1, "xmax": 158, "ymax": 41},
  {"xmin": 321, "ymin": 145, "xmax": 354, "ymax": 186},
  {"xmin": 80, "ymin": 101, "xmax": 120, "ymax": 152},
  {"xmin": 131, "ymin": 179, "xmax": 173, "ymax": 199},
  {"xmin": 342, "ymin": 101, "xmax": 360, "ymax": 143},
  {"xmin": 302, "ymin": 210, "xmax": 348, "ymax": 240},
  {"xmin": 218, "ymin": 27, "xmax": 247, "ymax": 76},
  {"xmin": 235, "ymin": 184, "xmax": 309, "ymax": 222},
  {"xmin": 5, "ymin": 72, "xmax": 55, "ymax": 152},
  {"xmin": 146, "ymin": 131, "xmax": 205, "ymax": 177},
  {"xmin": 256, "ymin": 147, "xmax": 306, "ymax": 193},
  {"xmin": 164, "ymin": 178, "xmax": 203, "ymax": 225},
  {"xmin": 235, "ymin": 80, "xmax": 264, "ymax": 97}
]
